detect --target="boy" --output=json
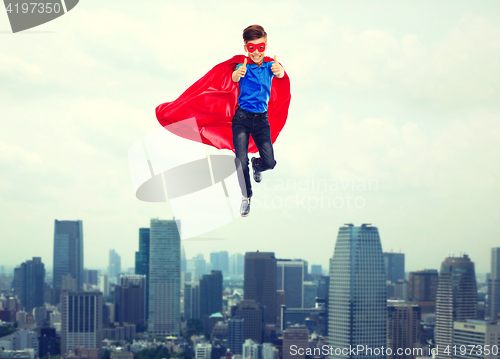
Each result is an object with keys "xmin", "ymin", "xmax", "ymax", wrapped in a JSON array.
[{"xmin": 232, "ymin": 24, "xmax": 285, "ymax": 217}]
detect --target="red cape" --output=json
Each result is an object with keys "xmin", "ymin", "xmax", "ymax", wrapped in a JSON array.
[{"xmin": 155, "ymin": 55, "xmax": 291, "ymax": 153}]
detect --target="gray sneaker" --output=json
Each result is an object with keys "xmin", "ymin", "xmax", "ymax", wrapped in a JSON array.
[
  {"xmin": 240, "ymin": 197, "xmax": 251, "ymax": 217},
  {"xmin": 251, "ymin": 157, "xmax": 262, "ymax": 183}
]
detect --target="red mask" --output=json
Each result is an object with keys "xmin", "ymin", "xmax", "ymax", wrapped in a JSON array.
[{"xmin": 246, "ymin": 42, "xmax": 266, "ymax": 53}]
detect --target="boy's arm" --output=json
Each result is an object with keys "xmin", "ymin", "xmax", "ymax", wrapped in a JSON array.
[
  {"xmin": 271, "ymin": 55, "xmax": 285, "ymax": 78},
  {"xmin": 232, "ymin": 59, "xmax": 247, "ymax": 82}
]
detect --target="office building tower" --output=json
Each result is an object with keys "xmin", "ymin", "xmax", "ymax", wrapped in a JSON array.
[
  {"xmin": 211, "ymin": 252, "xmax": 229, "ymax": 274},
  {"xmin": 384, "ymin": 252, "xmax": 405, "ymax": 283},
  {"xmin": 230, "ymin": 253, "xmax": 244, "ymax": 276},
  {"xmin": 184, "ymin": 282, "xmax": 193, "ymax": 321},
  {"xmin": 13, "ymin": 267, "xmax": 22, "ymax": 299},
  {"xmin": 99, "ymin": 274, "xmax": 109, "ymax": 297},
  {"xmin": 19, "ymin": 257, "xmax": 45, "ymax": 312},
  {"xmin": 228, "ymin": 317, "xmax": 244, "ymax": 355},
  {"xmin": 135, "ymin": 228, "xmax": 150, "ymax": 320},
  {"xmin": 276, "ymin": 259, "xmax": 306, "ymax": 308},
  {"xmin": 61, "ymin": 291, "xmax": 103, "ymax": 355},
  {"xmin": 117, "ymin": 275, "xmax": 146, "ymax": 326},
  {"xmin": 84, "ymin": 270, "xmax": 98, "ymax": 286},
  {"xmin": 199, "ymin": 270, "xmax": 223, "ymax": 331},
  {"xmin": 283, "ymin": 325, "xmax": 309, "ymax": 359},
  {"xmin": 435, "ymin": 255, "xmax": 477, "ymax": 359},
  {"xmin": 232, "ymin": 300, "xmax": 264, "ymax": 344},
  {"xmin": 148, "ymin": 219, "xmax": 181, "ymax": 335},
  {"xmin": 194, "ymin": 254, "xmax": 207, "ymax": 278},
  {"xmin": 453, "ymin": 320, "xmax": 500, "ymax": 358},
  {"xmin": 328, "ymin": 223, "xmax": 386, "ymax": 359},
  {"xmin": 311, "ymin": 265, "xmax": 322, "ymax": 275},
  {"xmin": 488, "ymin": 248, "xmax": 500, "ymax": 320},
  {"xmin": 108, "ymin": 250, "xmax": 121, "ymax": 284},
  {"xmin": 53, "ymin": 220, "xmax": 84, "ymax": 294},
  {"xmin": 387, "ymin": 301, "xmax": 421, "ymax": 359},
  {"xmin": 244, "ymin": 252, "xmax": 277, "ymax": 325},
  {"xmin": 303, "ymin": 281, "xmax": 317, "ymax": 308},
  {"xmin": 408, "ymin": 269, "xmax": 438, "ymax": 314}
]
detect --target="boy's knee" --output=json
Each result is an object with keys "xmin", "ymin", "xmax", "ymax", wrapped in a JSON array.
[{"xmin": 263, "ymin": 159, "xmax": 276, "ymax": 170}]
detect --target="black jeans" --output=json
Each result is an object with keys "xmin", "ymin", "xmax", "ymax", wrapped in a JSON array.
[{"xmin": 232, "ymin": 106, "xmax": 276, "ymax": 198}]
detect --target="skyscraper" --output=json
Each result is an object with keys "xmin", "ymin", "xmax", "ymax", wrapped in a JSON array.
[
  {"xmin": 108, "ymin": 249, "xmax": 121, "ymax": 284},
  {"xmin": 19, "ymin": 257, "xmax": 45, "ymax": 312},
  {"xmin": 276, "ymin": 259, "xmax": 306, "ymax": 308},
  {"xmin": 199, "ymin": 270, "xmax": 223, "ymax": 331},
  {"xmin": 53, "ymin": 220, "xmax": 84, "ymax": 294},
  {"xmin": 283, "ymin": 325, "xmax": 309, "ymax": 359},
  {"xmin": 117, "ymin": 275, "xmax": 146, "ymax": 326},
  {"xmin": 435, "ymin": 255, "xmax": 477, "ymax": 359},
  {"xmin": 148, "ymin": 219, "xmax": 181, "ymax": 335},
  {"xmin": 383, "ymin": 252, "xmax": 405, "ymax": 283},
  {"xmin": 135, "ymin": 228, "xmax": 150, "ymax": 319},
  {"xmin": 232, "ymin": 300, "xmax": 264, "ymax": 344},
  {"xmin": 408, "ymin": 269, "xmax": 438, "ymax": 314},
  {"xmin": 244, "ymin": 252, "xmax": 277, "ymax": 326},
  {"xmin": 328, "ymin": 223, "xmax": 386, "ymax": 359},
  {"xmin": 230, "ymin": 253, "xmax": 244, "ymax": 276},
  {"xmin": 61, "ymin": 291, "xmax": 103, "ymax": 355},
  {"xmin": 386, "ymin": 301, "xmax": 421, "ymax": 359},
  {"xmin": 227, "ymin": 317, "xmax": 244, "ymax": 355},
  {"xmin": 211, "ymin": 251, "xmax": 229, "ymax": 274},
  {"xmin": 488, "ymin": 248, "xmax": 500, "ymax": 320}
]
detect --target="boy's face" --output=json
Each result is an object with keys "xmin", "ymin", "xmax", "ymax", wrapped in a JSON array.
[{"xmin": 244, "ymin": 37, "xmax": 267, "ymax": 65}]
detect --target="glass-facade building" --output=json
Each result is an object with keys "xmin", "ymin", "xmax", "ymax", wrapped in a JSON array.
[
  {"xmin": 53, "ymin": 220, "xmax": 84, "ymax": 292},
  {"xmin": 383, "ymin": 252, "xmax": 405, "ymax": 283},
  {"xmin": 135, "ymin": 227, "xmax": 150, "ymax": 319},
  {"xmin": 276, "ymin": 259, "xmax": 306, "ymax": 308},
  {"xmin": 435, "ymin": 255, "xmax": 477, "ymax": 358},
  {"xmin": 148, "ymin": 219, "xmax": 181, "ymax": 335},
  {"xmin": 20, "ymin": 257, "xmax": 45, "ymax": 312},
  {"xmin": 328, "ymin": 223, "xmax": 386, "ymax": 359},
  {"xmin": 488, "ymin": 248, "xmax": 500, "ymax": 320}
]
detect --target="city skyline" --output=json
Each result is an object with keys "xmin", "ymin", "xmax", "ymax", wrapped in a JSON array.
[{"xmin": 1, "ymin": 1, "xmax": 499, "ymax": 275}]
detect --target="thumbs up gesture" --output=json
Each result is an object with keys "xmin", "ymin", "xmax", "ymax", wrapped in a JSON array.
[
  {"xmin": 235, "ymin": 58, "xmax": 247, "ymax": 78},
  {"xmin": 271, "ymin": 55, "xmax": 284, "ymax": 78}
]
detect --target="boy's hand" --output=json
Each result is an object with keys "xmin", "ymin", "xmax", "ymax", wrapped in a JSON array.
[
  {"xmin": 236, "ymin": 58, "xmax": 247, "ymax": 77},
  {"xmin": 271, "ymin": 55, "xmax": 284, "ymax": 78}
]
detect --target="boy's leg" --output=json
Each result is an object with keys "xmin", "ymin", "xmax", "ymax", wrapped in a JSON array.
[
  {"xmin": 251, "ymin": 113, "xmax": 276, "ymax": 174},
  {"xmin": 232, "ymin": 113, "xmax": 253, "ymax": 199}
]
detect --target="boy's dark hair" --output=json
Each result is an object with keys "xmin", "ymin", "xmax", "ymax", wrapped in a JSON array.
[{"xmin": 243, "ymin": 25, "xmax": 267, "ymax": 43}]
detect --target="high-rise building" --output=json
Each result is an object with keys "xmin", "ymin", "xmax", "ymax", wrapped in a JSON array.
[
  {"xmin": 387, "ymin": 300, "xmax": 421, "ymax": 359},
  {"xmin": 328, "ymin": 223, "xmax": 386, "ymax": 359},
  {"xmin": 84, "ymin": 270, "xmax": 99, "ymax": 286},
  {"xmin": 148, "ymin": 219, "xmax": 181, "ymax": 335},
  {"xmin": 453, "ymin": 319, "xmax": 500, "ymax": 358},
  {"xmin": 408, "ymin": 269, "xmax": 438, "ymax": 314},
  {"xmin": 283, "ymin": 325, "xmax": 309, "ymax": 359},
  {"xmin": 117, "ymin": 275, "xmax": 146, "ymax": 326},
  {"xmin": 60, "ymin": 291, "xmax": 103, "ymax": 355},
  {"xmin": 384, "ymin": 252, "xmax": 405, "ymax": 284},
  {"xmin": 210, "ymin": 252, "xmax": 229, "ymax": 274},
  {"xmin": 435, "ymin": 255, "xmax": 477, "ymax": 359},
  {"xmin": 11, "ymin": 329, "xmax": 38, "ymax": 355},
  {"xmin": 227, "ymin": 317, "xmax": 244, "ymax": 355},
  {"xmin": 184, "ymin": 282, "xmax": 193, "ymax": 321},
  {"xmin": 232, "ymin": 300, "xmax": 264, "ymax": 344},
  {"xmin": 53, "ymin": 220, "xmax": 84, "ymax": 295},
  {"xmin": 244, "ymin": 252, "xmax": 277, "ymax": 325},
  {"xmin": 135, "ymin": 228, "xmax": 150, "ymax": 320},
  {"xmin": 302, "ymin": 281, "xmax": 317, "ymax": 308},
  {"xmin": 199, "ymin": 270, "xmax": 223, "ymax": 331},
  {"xmin": 488, "ymin": 248, "xmax": 500, "ymax": 320},
  {"xmin": 19, "ymin": 257, "xmax": 45, "ymax": 312},
  {"xmin": 276, "ymin": 259, "xmax": 306, "ymax": 308},
  {"xmin": 230, "ymin": 253, "xmax": 244, "ymax": 276},
  {"xmin": 108, "ymin": 249, "xmax": 121, "ymax": 284},
  {"xmin": 311, "ymin": 265, "xmax": 322, "ymax": 275}
]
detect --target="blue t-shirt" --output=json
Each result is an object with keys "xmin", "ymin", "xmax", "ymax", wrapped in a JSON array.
[{"xmin": 235, "ymin": 61, "xmax": 276, "ymax": 113}]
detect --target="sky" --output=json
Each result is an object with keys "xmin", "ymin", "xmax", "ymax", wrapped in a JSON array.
[{"xmin": 1, "ymin": 0, "xmax": 499, "ymax": 274}]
